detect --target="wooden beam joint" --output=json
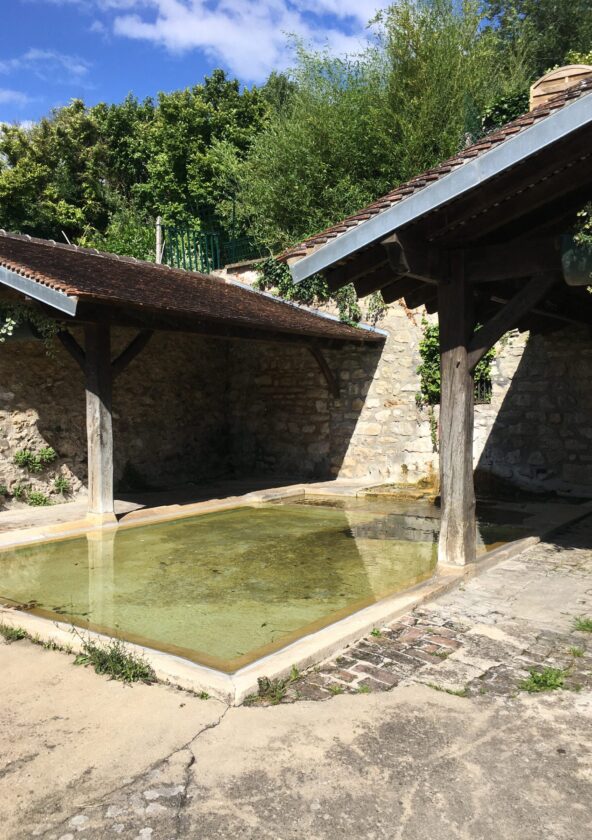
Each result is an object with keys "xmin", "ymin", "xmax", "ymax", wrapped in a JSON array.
[
  {"xmin": 111, "ymin": 330, "xmax": 154, "ymax": 379},
  {"xmin": 309, "ymin": 344, "xmax": 340, "ymax": 398},
  {"xmin": 467, "ymin": 273, "xmax": 560, "ymax": 371},
  {"xmin": 382, "ymin": 232, "xmax": 446, "ymax": 285},
  {"xmin": 57, "ymin": 330, "xmax": 85, "ymax": 371}
]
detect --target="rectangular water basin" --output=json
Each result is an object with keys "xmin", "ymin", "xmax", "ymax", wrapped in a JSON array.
[{"xmin": 0, "ymin": 496, "xmax": 528, "ymax": 672}]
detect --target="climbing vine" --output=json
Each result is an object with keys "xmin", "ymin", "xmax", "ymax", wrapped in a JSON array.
[
  {"xmin": 254, "ymin": 257, "xmax": 361, "ymax": 326},
  {"xmin": 0, "ymin": 303, "xmax": 60, "ymax": 352},
  {"xmin": 416, "ymin": 319, "xmax": 495, "ymax": 407}
]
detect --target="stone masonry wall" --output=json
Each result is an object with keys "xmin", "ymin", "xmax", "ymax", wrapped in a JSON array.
[
  {"xmin": 1, "ymin": 284, "xmax": 591, "ymax": 504},
  {"xmin": 0, "ymin": 329, "xmax": 228, "ymax": 502},
  {"xmin": 475, "ymin": 326, "xmax": 592, "ymax": 496},
  {"xmin": 227, "ymin": 301, "xmax": 437, "ymax": 483},
  {"xmin": 225, "ymin": 274, "xmax": 592, "ymax": 496}
]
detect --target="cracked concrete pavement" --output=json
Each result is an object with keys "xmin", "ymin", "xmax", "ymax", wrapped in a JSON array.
[{"xmin": 1, "ymin": 517, "xmax": 592, "ymax": 839}]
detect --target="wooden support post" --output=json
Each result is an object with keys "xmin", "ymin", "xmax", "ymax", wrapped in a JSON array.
[
  {"xmin": 438, "ymin": 253, "xmax": 476, "ymax": 566},
  {"xmin": 85, "ymin": 324, "xmax": 116, "ymax": 525}
]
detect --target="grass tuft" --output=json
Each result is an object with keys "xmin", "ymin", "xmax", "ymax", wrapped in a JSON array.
[
  {"xmin": 0, "ymin": 623, "xmax": 28, "ymax": 643},
  {"xmin": 73, "ymin": 636, "xmax": 156, "ymax": 684},
  {"xmin": 519, "ymin": 667, "xmax": 565, "ymax": 693},
  {"xmin": 569, "ymin": 646, "xmax": 584, "ymax": 658},
  {"xmin": 27, "ymin": 491, "xmax": 51, "ymax": 507},
  {"xmin": 427, "ymin": 682, "xmax": 467, "ymax": 697},
  {"xmin": 573, "ymin": 616, "xmax": 592, "ymax": 633}
]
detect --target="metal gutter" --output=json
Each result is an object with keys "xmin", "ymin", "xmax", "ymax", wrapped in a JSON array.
[
  {"xmin": 291, "ymin": 91, "xmax": 592, "ymax": 283},
  {"xmin": 0, "ymin": 266, "xmax": 78, "ymax": 316}
]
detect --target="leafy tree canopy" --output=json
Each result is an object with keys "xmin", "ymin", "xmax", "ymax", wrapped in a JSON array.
[
  {"xmin": 1, "ymin": 0, "xmax": 591, "ymax": 264},
  {"xmin": 0, "ymin": 69, "xmax": 274, "ymax": 255},
  {"xmin": 237, "ymin": 0, "xmax": 533, "ymax": 251}
]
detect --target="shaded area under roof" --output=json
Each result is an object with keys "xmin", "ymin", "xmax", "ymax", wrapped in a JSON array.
[{"xmin": 0, "ymin": 232, "xmax": 384, "ymax": 347}]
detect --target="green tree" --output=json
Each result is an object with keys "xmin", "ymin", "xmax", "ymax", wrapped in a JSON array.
[
  {"xmin": 0, "ymin": 69, "xmax": 270, "ymax": 247},
  {"xmin": 238, "ymin": 1, "xmax": 530, "ymax": 252},
  {"xmin": 484, "ymin": 0, "xmax": 592, "ymax": 77}
]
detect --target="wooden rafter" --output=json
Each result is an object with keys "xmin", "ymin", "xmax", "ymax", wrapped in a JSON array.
[
  {"xmin": 111, "ymin": 330, "xmax": 153, "ymax": 379},
  {"xmin": 325, "ymin": 251, "xmax": 387, "ymax": 291}
]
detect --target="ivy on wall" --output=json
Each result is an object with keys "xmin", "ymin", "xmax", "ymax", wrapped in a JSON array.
[
  {"xmin": 254, "ymin": 257, "xmax": 361, "ymax": 326},
  {"xmin": 0, "ymin": 304, "xmax": 60, "ymax": 352},
  {"xmin": 417, "ymin": 319, "xmax": 495, "ymax": 406}
]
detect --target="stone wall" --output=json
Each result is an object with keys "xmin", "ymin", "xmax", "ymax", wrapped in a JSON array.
[
  {"xmin": 226, "ymin": 285, "xmax": 592, "ymax": 496},
  {"xmin": 476, "ymin": 326, "xmax": 592, "ymax": 496},
  {"xmin": 1, "ymin": 286, "xmax": 591, "ymax": 505},
  {"xmin": 0, "ymin": 329, "xmax": 228, "ymax": 502},
  {"xmin": 227, "ymin": 301, "xmax": 436, "ymax": 483}
]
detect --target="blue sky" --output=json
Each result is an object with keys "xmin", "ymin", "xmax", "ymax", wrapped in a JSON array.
[{"xmin": 0, "ymin": 0, "xmax": 387, "ymax": 124}]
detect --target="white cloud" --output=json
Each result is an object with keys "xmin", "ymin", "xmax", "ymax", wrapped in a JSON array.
[
  {"xmin": 28, "ymin": 0, "xmax": 386, "ymax": 82},
  {"xmin": 0, "ymin": 48, "xmax": 91, "ymax": 83},
  {"xmin": 0, "ymin": 88, "xmax": 31, "ymax": 106},
  {"xmin": 108, "ymin": 0, "xmax": 383, "ymax": 81}
]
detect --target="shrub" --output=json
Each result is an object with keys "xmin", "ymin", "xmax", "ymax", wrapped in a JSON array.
[
  {"xmin": 53, "ymin": 475, "xmax": 71, "ymax": 495},
  {"xmin": 27, "ymin": 491, "xmax": 51, "ymax": 507}
]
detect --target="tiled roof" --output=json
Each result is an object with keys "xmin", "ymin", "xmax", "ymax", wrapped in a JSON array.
[
  {"xmin": 0, "ymin": 232, "xmax": 383, "ymax": 343},
  {"xmin": 281, "ymin": 77, "xmax": 592, "ymax": 263}
]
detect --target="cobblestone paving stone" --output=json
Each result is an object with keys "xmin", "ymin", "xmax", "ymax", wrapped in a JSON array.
[{"xmin": 247, "ymin": 517, "xmax": 592, "ymax": 706}]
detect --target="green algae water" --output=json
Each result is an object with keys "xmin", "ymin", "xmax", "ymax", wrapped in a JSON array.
[{"xmin": 0, "ymin": 497, "xmax": 526, "ymax": 671}]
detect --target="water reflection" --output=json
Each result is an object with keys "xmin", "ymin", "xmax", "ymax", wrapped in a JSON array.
[{"xmin": 0, "ymin": 498, "xmax": 520, "ymax": 670}]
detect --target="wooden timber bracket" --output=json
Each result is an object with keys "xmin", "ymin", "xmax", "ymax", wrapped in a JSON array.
[
  {"xmin": 58, "ymin": 327, "xmax": 154, "ymax": 379},
  {"xmin": 308, "ymin": 343, "xmax": 340, "ymax": 399},
  {"xmin": 467, "ymin": 272, "xmax": 561, "ymax": 372},
  {"xmin": 382, "ymin": 231, "xmax": 448, "ymax": 285}
]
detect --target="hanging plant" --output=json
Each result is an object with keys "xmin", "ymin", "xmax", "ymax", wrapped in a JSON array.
[
  {"xmin": 254, "ymin": 257, "xmax": 361, "ymax": 326},
  {"xmin": 0, "ymin": 303, "xmax": 61, "ymax": 353}
]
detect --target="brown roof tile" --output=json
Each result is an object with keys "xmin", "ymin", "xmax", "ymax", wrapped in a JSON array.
[{"xmin": 0, "ymin": 232, "xmax": 383, "ymax": 344}]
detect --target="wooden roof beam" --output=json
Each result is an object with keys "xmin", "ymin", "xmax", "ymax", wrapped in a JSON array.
[
  {"xmin": 466, "ymin": 238, "xmax": 562, "ymax": 283},
  {"xmin": 382, "ymin": 231, "xmax": 446, "ymax": 285},
  {"xmin": 325, "ymin": 251, "xmax": 388, "ymax": 291},
  {"xmin": 468, "ymin": 273, "xmax": 560, "ymax": 371},
  {"xmin": 381, "ymin": 276, "xmax": 424, "ymax": 304}
]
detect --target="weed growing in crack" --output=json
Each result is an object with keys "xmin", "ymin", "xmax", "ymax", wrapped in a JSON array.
[
  {"xmin": 370, "ymin": 628, "xmax": 382, "ymax": 638},
  {"xmin": 569, "ymin": 646, "xmax": 584, "ymax": 658},
  {"xmin": 0, "ymin": 623, "xmax": 28, "ymax": 642},
  {"xmin": 73, "ymin": 634, "xmax": 156, "ymax": 684},
  {"xmin": 244, "ymin": 667, "xmax": 302, "ymax": 706},
  {"xmin": 328, "ymin": 684, "xmax": 344, "ymax": 695},
  {"xmin": 519, "ymin": 667, "xmax": 566, "ymax": 693},
  {"xmin": 573, "ymin": 616, "xmax": 592, "ymax": 633},
  {"xmin": 355, "ymin": 683, "xmax": 371, "ymax": 694}
]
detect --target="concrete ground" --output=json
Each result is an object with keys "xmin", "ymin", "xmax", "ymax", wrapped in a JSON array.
[{"xmin": 1, "ymin": 518, "xmax": 592, "ymax": 839}]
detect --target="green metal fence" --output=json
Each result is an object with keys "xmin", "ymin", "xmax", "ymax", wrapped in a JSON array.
[
  {"xmin": 159, "ymin": 221, "xmax": 266, "ymax": 272},
  {"xmin": 161, "ymin": 224, "xmax": 221, "ymax": 273},
  {"xmin": 221, "ymin": 236, "xmax": 267, "ymax": 266}
]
